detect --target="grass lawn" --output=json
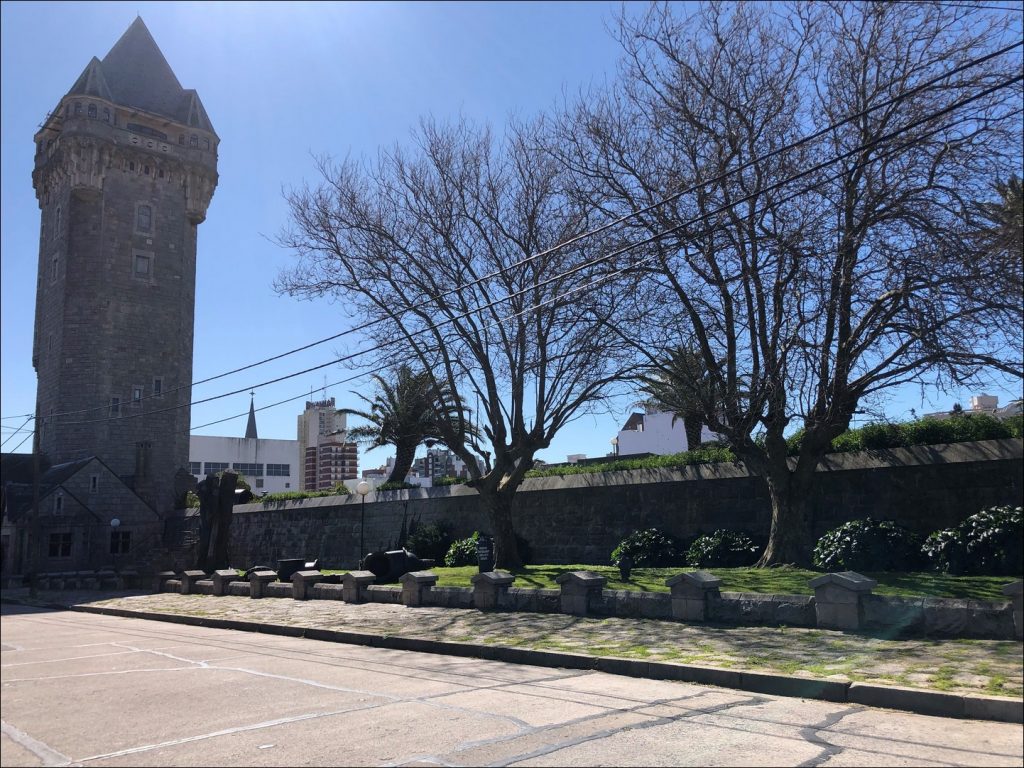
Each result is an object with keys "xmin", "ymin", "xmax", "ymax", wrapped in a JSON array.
[{"xmin": 424, "ymin": 564, "xmax": 1019, "ymax": 601}]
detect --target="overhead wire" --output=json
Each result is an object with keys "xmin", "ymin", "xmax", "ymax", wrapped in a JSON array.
[
  {"xmin": 5, "ymin": 37, "xmax": 1020, "ymax": 423},
  {"xmin": 51, "ymin": 72, "xmax": 1023, "ymax": 437}
]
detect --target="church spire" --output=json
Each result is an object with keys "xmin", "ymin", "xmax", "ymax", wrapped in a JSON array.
[{"xmin": 245, "ymin": 393, "xmax": 258, "ymax": 440}]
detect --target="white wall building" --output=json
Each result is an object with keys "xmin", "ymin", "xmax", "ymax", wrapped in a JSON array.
[
  {"xmin": 188, "ymin": 435, "xmax": 301, "ymax": 494},
  {"xmin": 611, "ymin": 408, "xmax": 718, "ymax": 457},
  {"xmin": 189, "ymin": 397, "xmax": 301, "ymax": 494}
]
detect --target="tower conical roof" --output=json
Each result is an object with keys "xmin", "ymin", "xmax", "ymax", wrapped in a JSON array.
[{"xmin": 61, "ymin": 17, "xmax": 217, "ymax": 136}]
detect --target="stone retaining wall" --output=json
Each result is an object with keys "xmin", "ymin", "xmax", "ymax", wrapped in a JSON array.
[
  {"xmin": 146, "ymin": 569, "xmax": 1021, "ymax": 640},
  {"xmin": 210, "ymin": 439, "xmax": 1021, "ymax": 569}
]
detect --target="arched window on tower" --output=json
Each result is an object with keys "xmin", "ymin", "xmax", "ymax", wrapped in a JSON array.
[
  {"xmin": 74, "ymin": 102, "xmax": 82, "ymax": 116},
  {"xmin": 87, "ymin": 103, "xmax": 97, "ymax": 118},
  {"xmin": 103, "ymin": 107, "xmax": 111, "ymax": 123},
  {"xmin": 178, "ymin": 134, "xmax": 184, "ymax": 145},
  {"xmin": 189, "ymin": 134, "xmax": 198, "ymax": 147},
  {"xmin": 203, "ymin": 138, "xmax": 210, "ymax": 150}
]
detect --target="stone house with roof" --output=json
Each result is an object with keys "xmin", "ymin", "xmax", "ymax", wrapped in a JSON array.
[{"xmin": 1, "ymin": 454, "xmax": 161, "ymax": 579}]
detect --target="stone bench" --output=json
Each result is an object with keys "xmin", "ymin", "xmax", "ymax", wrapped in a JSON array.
[{"xmin": 291, "ymin": 570, "xmax": 326, "ymax": 600}]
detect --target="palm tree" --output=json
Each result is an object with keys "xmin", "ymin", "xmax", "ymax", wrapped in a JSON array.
[
  {"xmin": 639, "ymin": 347, "xmax": 716, "ymax": 451},
  {"xmin": 341, "ymin": 365, "xmax": 464, "ymax": 484}
]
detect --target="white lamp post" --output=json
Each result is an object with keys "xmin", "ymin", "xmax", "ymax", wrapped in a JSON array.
[{"xmin": 356, "ymin": 480, "xmax": 370, "ymax": 567}]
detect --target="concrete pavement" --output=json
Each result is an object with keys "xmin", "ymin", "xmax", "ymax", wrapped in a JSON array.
[{"xmin": 2, "ymin": 604, "xmax": 1023, "ymax": 767}]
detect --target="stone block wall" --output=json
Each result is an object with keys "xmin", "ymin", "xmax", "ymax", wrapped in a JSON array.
[{"xmin": 213, "ymin": 439, "xmax": 1021, "ymax": 569}]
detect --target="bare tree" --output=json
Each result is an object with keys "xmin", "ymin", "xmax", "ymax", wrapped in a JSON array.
[
  {"xmin": 558, "ymin": 2, "xmax": 1023, "ymax": 564},
  {"xmin": 277, "ymin": 118, "xmax": 637, "ymax": 568}
]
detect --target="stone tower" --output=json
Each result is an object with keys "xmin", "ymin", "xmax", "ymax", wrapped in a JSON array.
[{"xmin": 31, "ymin": 18, "xmax": 217, "ymax": 512}]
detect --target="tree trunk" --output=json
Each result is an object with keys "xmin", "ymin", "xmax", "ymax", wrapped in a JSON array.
[
  {"xmin": 755, "ymin": 458, "xmax": 815, "ymax": 567},
  {"xmin": 479, "ymin": 491, "xmax": 523, "ymax": 570},
  {"xmin": 683, "ymin": 411, "xmax": 703, "ymax": 451},
  {"xmin": 387, "ymin": 440, "xmax": 417, "ymax": 484}
]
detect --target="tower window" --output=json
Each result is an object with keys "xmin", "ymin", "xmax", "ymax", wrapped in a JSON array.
[
  {"xmin": 74, "ymin": 102, "xmax": 81, "ymax": 115},
  {"xmin": 103, "ymin": 107, "xmax": 111, "ymax": 123},
  {"xmin": 133, "ymin": 252, "xmax": 152, "ymax": 278},
  {"xmin": 87, "ymin": 103, "xmax": 97, "ymax": 118},
  {"xmin": 178, "ymin": 134, "xmax": 184, "ymax": 145},
  {"xmin": 53, "ymin": 206, "xmax": 61, "ymax": 240},
  {"xmin": 203, "ymin": 138, "xmax": 210, "ymax": 150},
  {"xmin": 51, "ymin": 254, "xmax": 59, "ymax": 283},
  {"xmin": 190, "ymin": 134, "xmax": 198, "ymax": 147},
  {"xmin": 153, "ymin": 377, "xmax": 163, "ymax": 397},
  {"xmin": 136, "ymin": 204, "xmax": 152, "ymax": 233},
  {"xmin": 131, "ymin": 385, "xmax": 143, "ymax": 403},
  {"xmin": 144, "ymin": 165, "xmax": 150, "ymax": 175},
  {"xmin": 110, "ymin": 397, "xmax": 121, "ymax": 415},
  {"xmin": 129, "ymin": 161, "xmax": 135, "ymax": 172},
  {"xmin": 158, "ymin": 169, "xmax": 164, "ymax": 178}
]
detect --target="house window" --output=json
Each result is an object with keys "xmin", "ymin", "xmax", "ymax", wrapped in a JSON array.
[
  {"xmin": 266, "ymin": 463, "xmax": 290, "ymax": 476},
  {"xmin": 133, "ymin": 252, "xmax": 153, "ymax": 279},
  {"xmin": 90, "ymin": 474, "xmax": 99, "ymax": 493},
  {"xmin": 48, "ymin": 532, "xmax": 72, "ymax": 558},
  {"xmin": 53, "ymin": 494, "xmax": 64, "ymax": 514},
  {"xmin": 136, "ymin": 204, "xmax": 152, "ymax": 233},
  {"xmin": 110, "ymin": 396, "xmax": 121, "ymax": 416},
  {"xmin": 110, "ymin": 530, "xmax": 132, "ymax": 555},
  {"xmin": 285, "ymin": 482, "xmax": 291, "ymax": 489},
  {"xmin": 188, "ymin": 462, "xmax": 202, "ymax": 476},
  {"xmin": 87, "ymin": 103, "xmax": 97, "ymax": 118},
  {"xmin": 204, "ymin": 462, "xmax": 228, "ymax": 475},
  {"xmin": 233, "ymin": 463, "xmax": 264, "ymax": 477},
  {"xmin": 255, "ymin": 478, "xmax": 264, "ymax": 488}
]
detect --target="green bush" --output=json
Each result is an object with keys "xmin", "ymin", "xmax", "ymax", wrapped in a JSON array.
[
  {"xmin": 813, "ymin": 518, "xmax": 926, "ymax": 572},
  {"xmin": 686, "ymin": 530, "xmax": 762, "ymax": 568},
  {"xmin": 260, "ymin": 482, "xmax": 350, "ymax": 503},
  {"xmin": 610, "ymin": 528, "xmax": 684, "ymax": 568},
  {"xmin": 377, "ymin": 480, "xmax": 420, "ymax": 491},
  {"xmin": 444, "ymin": 532, "xmax": 480, "ymax": 567},
  {"xmin": 527, "ymin": 445, "xmax": 735, "ymax": 478},
  {"xmin": 433, "ymin": 476, "xmax": 466, "ymax": 486},
  {"xmin": 405, "ymin": 521, "xmax": 453, "ymax": 562},
  {"xmin": 1007, "ymin": 413, "xmax": 1023, "ymax": 438},
  {"xmin": 923, "ymin": 505, "xmax": 1023, "ymax": 576}
]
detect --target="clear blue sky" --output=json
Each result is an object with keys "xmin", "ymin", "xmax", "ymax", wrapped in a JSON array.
[{"xmin": 2, "ymin": 1, "xmax": 1019, "ymax": 469}]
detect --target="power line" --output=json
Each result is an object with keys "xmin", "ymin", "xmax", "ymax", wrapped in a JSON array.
[
  {"xmin": 0, "ymin": 415, "xmax": 34, "ymax": 449},
  {"xmin": 54, "ymin": 74, "xmax": 1023, "ymax": 433},
  {"xmin": 6, "ymin": 38, "xmax": 1020, "ymax": 424}
]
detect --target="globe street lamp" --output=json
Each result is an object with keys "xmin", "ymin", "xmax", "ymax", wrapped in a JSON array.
[{"xmin": 356, "ymin": 480, "xmax": 370, "ymax": 568}]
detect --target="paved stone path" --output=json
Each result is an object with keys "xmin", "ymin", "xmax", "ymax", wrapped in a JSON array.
[{"xmin": 12, "ymin": 589, "xmax": 1021, "ymax": 699}]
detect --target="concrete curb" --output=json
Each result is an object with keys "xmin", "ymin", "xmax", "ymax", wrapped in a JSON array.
[{"xmin": 5, "ymin": 596, "xmax": 1018, "ymax": 725}]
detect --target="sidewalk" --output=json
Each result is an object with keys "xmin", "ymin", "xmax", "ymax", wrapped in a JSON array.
[{"xmin": 3, "ymin": 588, "xmax": 1021, "ymax": 719}]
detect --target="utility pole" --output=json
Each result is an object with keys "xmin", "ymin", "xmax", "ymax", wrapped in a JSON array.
[{"xmin": 29, "ymin": 407, "xmax": 41, "ymax": 598}]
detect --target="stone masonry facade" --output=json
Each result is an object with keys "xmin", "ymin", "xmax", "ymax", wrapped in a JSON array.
[{"xmin": 31, "ymin": 18, "xmax": 217, "ymax": 514}]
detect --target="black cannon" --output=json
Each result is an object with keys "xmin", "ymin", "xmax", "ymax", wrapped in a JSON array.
[{"xmin": 361, "ymin": 549, "xmax": 435, "ymax": 583}]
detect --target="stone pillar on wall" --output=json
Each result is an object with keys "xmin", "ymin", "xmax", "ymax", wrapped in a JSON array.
[
  {"xmin": 1004, "ymin": 580, "xmax": 1023, "ymax": 640},
  {"xmin": 666, "ymin": 571, "xmax": 722, "ymax": 621},
  {"xmin": 342, "ymin": 571, "xmax": 377, "ymax": 603},
  {"xmin": 291, "ymin": 570, "xmax": 325, "ymax": 600},
  {"xmin": 555, "ymin": 571, "xmax": 607, "ymax": 615},
  {"xmin": 249, "ymin": 569, "xmax": 277, "ymax": 599},
  {"xmin": 212, "ymin": 569, "xmax": 238, "ymax": 596},
  {"xmin": 400, "ymin": 571, "xmax": 438, "ymax": 607},
  {"xmin": 180, "ymin": 570, "xmax": 208, "ymax": 595},
  {"xmin": 471, "ymin": 571, "xmax": 515, "ymax": 610},
  {"xmin": 810, "ymin": 572, "xmax": 877, "ymax": 631}
]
